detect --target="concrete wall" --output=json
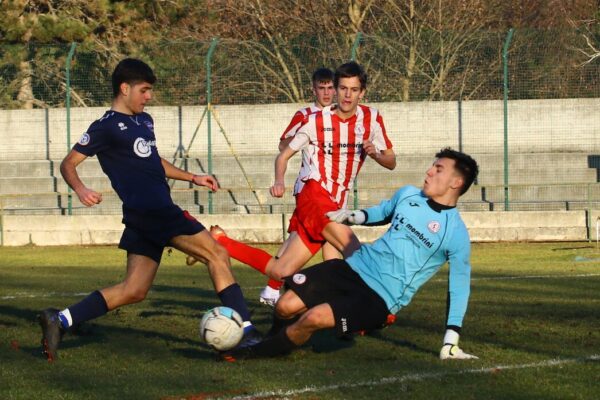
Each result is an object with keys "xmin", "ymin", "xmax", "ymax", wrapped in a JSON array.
[
  {"xmin": 2, "ymin": 210, "xmax": 596, "ymax": 246},
  {"xmin": 1, "ymin": 98, "xmax": 599, "ymax": 161}
]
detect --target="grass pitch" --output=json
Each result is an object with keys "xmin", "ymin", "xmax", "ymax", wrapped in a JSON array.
[{"xmin": 1, "ymin": 242, "xmax": 599, "ymax": 399}]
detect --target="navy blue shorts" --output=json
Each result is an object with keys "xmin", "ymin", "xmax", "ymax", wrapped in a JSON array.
[
  {"xmin": 119, "ymin": 204, "xmax": 205, "ymax": 263},
  {"xmin": 283, "ymin": 259, "xmax": 389, "ymax": 337}
]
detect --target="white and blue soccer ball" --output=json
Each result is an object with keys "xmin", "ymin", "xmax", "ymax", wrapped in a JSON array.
[{"xmin": 199, "ymin": 306, "xmax": 244, "ymax": 351}]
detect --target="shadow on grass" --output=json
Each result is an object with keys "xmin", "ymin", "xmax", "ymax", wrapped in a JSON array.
[
  {"xmin": 1, "ymin": 304, "xmax": 218, "ymax": 362},
  {"xmin": 362, "ymin": 329, "xmax": 439, "ymax": 358},
  {"xmin": 171, "ymin": 345, "xmax": 217, "ymax": 360}
]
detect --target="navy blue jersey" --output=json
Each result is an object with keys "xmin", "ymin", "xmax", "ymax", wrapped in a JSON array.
[{"xmin": 73, "ymin": 110, "xmax": 173, "ymax": 210}]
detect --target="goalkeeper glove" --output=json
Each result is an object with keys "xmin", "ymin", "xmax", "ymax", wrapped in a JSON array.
[
  {"xmin": 326, "ymin": 209, "xmax": 366, "ymax": 225},
  {"xmin": 439, "ymin": 329, "xmax": 478, "ymax": 360}
]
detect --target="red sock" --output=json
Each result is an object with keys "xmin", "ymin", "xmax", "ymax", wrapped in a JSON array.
[
  {"xmin": 267, "ymin": 278, "xmax": 283, "ymax": 290},
  {"xmin": 216, "ymin": 236, "xmax": 271, "ymax": 274}
]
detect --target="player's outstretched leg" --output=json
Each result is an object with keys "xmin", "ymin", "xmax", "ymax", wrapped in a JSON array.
[
  {"xmin": 185, "ymin": 225, "xmax": 273, "ymax": 272},
  {"xmin": 38, "ymin": 308, "xmax": 65, "ymax": 362},
  {"xmin": 210, "ymin": 225, "xmax": 273, "ymax": 273},
  {"xmin": 186, "ymin": 226, "xmax": 227, "ymax": 265}
]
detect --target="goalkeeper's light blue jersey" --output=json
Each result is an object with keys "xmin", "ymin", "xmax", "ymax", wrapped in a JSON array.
[{"xmin": 347, "ymin": 185, "xmax": 471, "ymax": 327}]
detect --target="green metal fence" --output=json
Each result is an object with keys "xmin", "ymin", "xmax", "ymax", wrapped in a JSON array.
[{"xmin": 0, "ymin": 29, "xmax": 599, "ymax": 221}]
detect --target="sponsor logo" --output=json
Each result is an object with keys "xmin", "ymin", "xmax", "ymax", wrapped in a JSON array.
[
  {"xmin": 428, "ymin": 221, "xmax": 441, "ymax": 233},
  {"xmin": 337, "ymin": 142, "xmax": 362, "ymax": 149},
  {"xmin": 341, "ymin": 317, "xmax": 348, "ymax": 332},
  {"xmin": 118, "ymin": 122, "xmax": 127, "ymax": 131},
  {"xmin": 321, "ymin": 142, "xmax": 362, "ymax": 155},
  {"xmin": 392, "ymin": 214, "xmax": 434, "ymax": 248},
  {"xmin": 133, "ymin": 137, "xmax": 155, "ymax": 158},
  {"xmin": 406, "ymin": 222, "xmax": 434, "ymax": 248},
  {"xmin": 78, "ymin": 133, "xmax": 90, "ymax": 146},
  {"xmin": 292, "ymin": 273, "xmax": 306, "ymax": 285},
  {"xmin": 409, "ymin": 202, "xmax": 420, "ymax": 207}
]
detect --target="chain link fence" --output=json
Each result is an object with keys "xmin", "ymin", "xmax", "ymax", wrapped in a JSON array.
[{"xmin": 0, "ymin": 29, "xmax": 599, "ymax": 218}]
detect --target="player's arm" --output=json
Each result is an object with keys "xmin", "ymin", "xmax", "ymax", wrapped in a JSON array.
[
  {"xmin": 278, "ymin": 136, "xmax": 294, "ymax": 152},
  {"xmin": 362, "ymin": 142, "xmax": 396, "ymax": 170},
  {"xmin": 160, "ymin": 158, "xmax": 218, "ymax": 191},
  {"xmin": 364, "ymin": 111, "xmax": 396, "ymax": 170},
  {"xmin": 270, "ymin": 145, "xmax": 297, "ymax": 197},
  {"xmin": 60, "ymin": 149, "xmax": 102, "ymax": 207},
  {"xmin": 327, "ymin": 186, "xmax": 408, "ymax": 225},
  {"xmin": 440, "ymin": 235, "xmax": 478, "ymax": 360},
  {"xmin": 279, "ymin": 110, "xmax": 305, "ymax": 152}
]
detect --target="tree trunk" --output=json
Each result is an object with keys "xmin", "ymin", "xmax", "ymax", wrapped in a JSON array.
[{"xmin": 17, "ymin": 61, "xmax": 34, "ymax": 109}]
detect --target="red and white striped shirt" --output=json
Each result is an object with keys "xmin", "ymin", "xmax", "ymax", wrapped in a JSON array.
[
  {"xmin": 289, "ymin": 104, "xmax": 393, "ymax": 208},
  {"xmin": 280, "ymin": 103, "xmax": 321, "ymax": 141}
]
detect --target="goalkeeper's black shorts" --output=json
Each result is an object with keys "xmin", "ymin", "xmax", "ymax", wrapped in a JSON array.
[{"xmin": 284, "ymin": 259, "xmax": 389, "ymax": 337}]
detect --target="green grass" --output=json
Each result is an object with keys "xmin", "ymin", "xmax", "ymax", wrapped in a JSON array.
[{"xmin": 1, "ymin": 242, "xmax": 599, "ymax": 399}]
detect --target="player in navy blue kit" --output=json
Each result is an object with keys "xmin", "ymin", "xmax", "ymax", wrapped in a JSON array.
[
  {"xmin": 38, "ymin": 58, "xmax": 259, "ymax": 361},
  {"xmin": 223, "ymin": 148, "xmax": 480, "ymax": 361}
]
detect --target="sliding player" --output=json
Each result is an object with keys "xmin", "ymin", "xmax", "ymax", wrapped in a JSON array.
[{"xmin": 225, "ymin": 148, "xmax": 480, "ymax": 361}]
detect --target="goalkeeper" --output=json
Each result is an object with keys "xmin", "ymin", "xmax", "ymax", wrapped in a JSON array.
[{"xmin": 225, "ymin": 148, "xmax": 479, "ymax": 361}]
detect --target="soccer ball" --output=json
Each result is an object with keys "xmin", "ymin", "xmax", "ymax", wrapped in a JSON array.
[{"xmin": 199, "ymin": 306, "xmax": 244, "ymax": 351}]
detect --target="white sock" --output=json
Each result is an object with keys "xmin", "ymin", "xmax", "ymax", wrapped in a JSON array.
[
  {"xmin": 262, "ymin": 285, "xmax": 280, "ymax": 297},
  {"xmin": 59, "ymin": 308, "xmax": 73, "ymax": 328}
]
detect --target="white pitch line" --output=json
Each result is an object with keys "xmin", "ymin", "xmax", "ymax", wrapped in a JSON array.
[
  {"xmin": 216, "ymin": 354, "xmax": 600, "ymax": 400},
  {"xmin": 1, "ymin": 292, "xmax": 89, "ymax": 300},
  {"xmin": 3, "ymin": 273, "xmax": 600, "ymax": 300},
  {"xmin": 470, "ymin": 272, "xmax": 600, "ymax": 281}
]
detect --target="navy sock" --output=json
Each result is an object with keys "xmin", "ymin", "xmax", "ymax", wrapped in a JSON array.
[
  {"xmin": 66, "ymin": 290, "xmax": 109, "ymax": 326},
  {"xmin": 218, "ymin": 283, "xmax": 251, "ymax": 322}
]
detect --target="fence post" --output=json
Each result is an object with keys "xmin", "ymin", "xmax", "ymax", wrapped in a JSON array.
[
  {"xmin": 177, "ymin": 105, "xmax": 184, "ymax": 159},
  {"xmin": 458, "ymin": 97, "xmax": 463, "ymax": 152},
  {"xmin": 0, "ymin": 197, "xmax": 3, "ymax": 246},
  {"xmin": 206, "ymin": 38, "xmax": 219, "ymax": 214},
  {"xmin": 65, "ymin": 42, "xmax": 77, "ymax": 216},
  {"xmin": 502, "ymin": 28, "xmax": 514, "ymax": 211},
  {"xmin": 351, "ymin": 32, "xmax": 363, "ymax": 209},
  {"xmin": 45, "ymin": 108, "xmax": 50, "ymax": 160}
]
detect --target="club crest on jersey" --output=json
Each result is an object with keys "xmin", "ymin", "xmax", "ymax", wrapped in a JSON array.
[
  {"xmin": 133, "ymin": 137, "xmax": 154, "ymax": 158},
  {"xmin": 292, "ymin": 273, "xmax": 306, "ymax": 285},
  {"xmin": 118, "ymin": 122, "xmax": 127, "ymax": 131},
  {"xmin": 78, "ymin": 133, "xmax": 90, "ymax": 146},
  {"xmin": 428, "ymin": 221, "xmax": 441, "ymax": 233}
]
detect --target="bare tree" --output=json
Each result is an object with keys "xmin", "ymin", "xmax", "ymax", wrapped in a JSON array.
[{"xmin": 568, "ymin": 15, "xmax": 600, "ymax": 66}]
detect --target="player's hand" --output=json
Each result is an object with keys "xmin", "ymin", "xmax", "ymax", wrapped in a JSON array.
[
  {"xmin": 76, "ymin": 187, "xmax": 102, "ymax": 207},
  {"xmin": 270, "ymin": 181, "xmax": 285, "ymax": 198},
  {"xmin": 193, "ymin": 174, "xmax": 219, "ymax": 192},
  {"xmin": 439, "ymin": 344, "xmax": 479, "ymax": 360},
  {"xmin": 326, "ymin": 209, "xmax": 366, "ymax": 225},
  {"xmin": 362, "ymin": 140, "xmax": 380, "ymax": 159}
]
